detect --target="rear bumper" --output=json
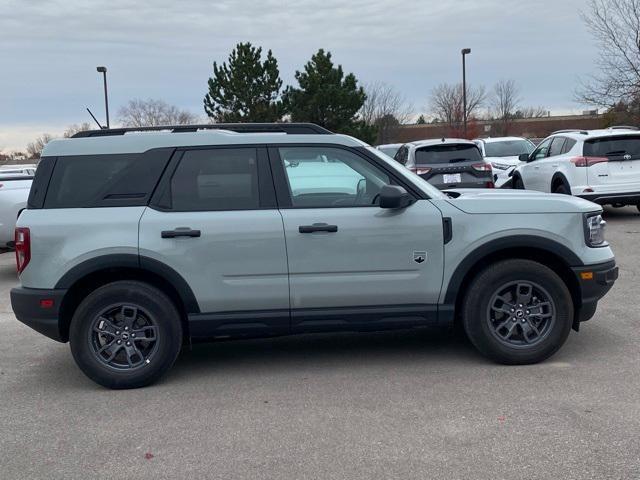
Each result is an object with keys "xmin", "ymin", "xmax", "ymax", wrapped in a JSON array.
[
  {"xmin": 577, "ymin": 191, "xmax": 640, "ymax": 205},
  {"xmin": 571, "ymin": 260, "xmax": 618, "ymax": 324},
  {"xmin": 10, "ymin": 287, "xmax": 67, "ymax": 342}
]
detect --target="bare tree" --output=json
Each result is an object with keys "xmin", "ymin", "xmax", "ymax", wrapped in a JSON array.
[
  {"xmin": 429, "ymin": 83, "xmax": 486, "ymax": 132},
  {"xmin": 514, "ymin": 106, "xmax": 549, "ymax": 119},
  {"xmin": 118, "ymin": 99, "xmax": 200, "ymax": 127},
  {"xmin": 577, "ymin": 0, "xmax": 640, "ymax": 116},
  {"xmin": 26, "ymin": 133, "xmax": 54, "ymax": 159},
  {"xmin": 63, "ymin": 122, "xmax": 92, "ymax": 138},
  {"xmin": 491, "ymin": 79, "xmax": 521, "ymax": 135},
  {"xmin": 360, "ymin": 82, "xmax": 413, "ymax": 143}
]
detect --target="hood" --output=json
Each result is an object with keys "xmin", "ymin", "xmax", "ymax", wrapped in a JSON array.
[
  {"xmin": 485, "ymin": 156, "xmax": 522, "ymax": 167},
  {"xmin": 444, "ymin": 189, "xmax": 601, "ymax": 214}
]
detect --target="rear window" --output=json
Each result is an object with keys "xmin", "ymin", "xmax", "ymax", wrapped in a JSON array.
[
  {"xmin": 415, "ymin": 144, "xmax": 482, "ymax": 164},
  {"xmin": 43, "ymin": 150, "xmax": 172, "ymax": 208},
  {"xmin": 584, "ymin": 135, "xmax": 640, "ymax": 160},
  {"xmin": 484, "ymin": 140, "xmax": 534, "ymax": 157}
]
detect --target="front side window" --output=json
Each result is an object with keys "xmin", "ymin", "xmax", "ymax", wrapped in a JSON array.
[
  {"xmin": 170, "ymin": 148, "xmax": 259, "ymax": 211},
  {"xmin": 279, "ymin": 147, "xmax": 390, "ymax": 208}
]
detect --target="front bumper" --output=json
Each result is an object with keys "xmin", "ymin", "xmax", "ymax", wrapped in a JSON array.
[
  {"xmin": 571, "ymin": 260, "xmax": 618, "ymax": 325},
  {"xmin": 10, "ymin": 287, "xmax": 67, "ymax": 342},
  {"xmin": 577, "ymin": 191, "xmax": 640, "ymax": 206}
]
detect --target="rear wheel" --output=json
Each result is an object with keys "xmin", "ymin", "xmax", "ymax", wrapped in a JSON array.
[
  {"xmin": 553, "ymin": 183, "xmax": 570, "ymax": 195},
  {"xmin": 69, "ymin": 281, "xmax": 182, "ymax": 389},
  {"xmin": 636, "ymin": 204, "xmax": 640, "ymax": 213},
  {"xmin": 462, "ymin": 259, "xmax": 574, "ymax": 364}
]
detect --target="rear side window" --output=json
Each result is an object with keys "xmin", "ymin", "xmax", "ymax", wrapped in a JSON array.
[
  {"xmin": 561, "ymin": 138, "xmax": 576, "ymax": 154},
  {"xmin": 415, "ymin": 144, "xmax": 482, "ymax": 164},
  {"xmin": 549, "ymin": 137, "xmax": 566, "ymax": 157},
  {"xmin": 169, "ymin": 148, "xmax": 260, "ymax": 211},
  {"xmin": 44, "ymin": 150, "xmax": 172, "ymax": 208},
  {"xmin": 584, "ymin": 135, "xmax": 640, "ymax": 160}
]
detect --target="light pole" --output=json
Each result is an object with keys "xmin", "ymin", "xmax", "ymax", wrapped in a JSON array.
[
  {"xmin": 461, "ymin": 48, "xmax": 471, "ymax": 137},
  {"xmin": 96, "ymin": 66, "xmax": 110, "ymax": 129}
]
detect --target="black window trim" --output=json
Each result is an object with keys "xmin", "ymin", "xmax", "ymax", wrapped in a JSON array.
[
  {"xmin": 267, "ymin": 143, "xmax": 425, "ymax": 210},
  {"xmin": 148, "ymin": 144, "xmax": 276, "ymax": 213}
]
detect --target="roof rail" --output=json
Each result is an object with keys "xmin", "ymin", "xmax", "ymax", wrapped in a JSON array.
[
  {"xmin": 607, "ymin": 125, "xmax": 639, "ymax": 131},
  {"xmin": 72, "ymin": 123, "xmax": 332, "ymax": 138},
  {"xmin": 551, "ymin": 129, "xmax": 589, "ymax": 135}
]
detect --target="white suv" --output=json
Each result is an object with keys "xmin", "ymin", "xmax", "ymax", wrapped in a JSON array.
[{"xmin": 512, "ymin": 127, "xmax": 640, "ymax": 210}]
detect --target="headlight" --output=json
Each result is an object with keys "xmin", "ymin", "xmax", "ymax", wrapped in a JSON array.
[
  {"xmin": 584, "ymin": 213, "xmax": 607, "ymax": 247},
  {"xmin": 491, "ymin": 162, "xmax": 511, "ymax": 170}
]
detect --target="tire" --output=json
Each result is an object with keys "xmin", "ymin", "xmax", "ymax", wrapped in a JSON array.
[
  {"xmin": 69, "ymin": 281, "xmax": 183, "ymax": 389},
  {"xmin": 553, "ymin": 183, "xmax": 570, "ymax": 195},
  {"xmin": 636, "ymin": 204, "xmax": 640, "ymax": 213},
  {"xmin": 462, "ymin": 259, "xmax": 573, "ymax": 365},
  {"xmin": 512, "ymin": 176, "xmax": 524, "ymax": 189}
]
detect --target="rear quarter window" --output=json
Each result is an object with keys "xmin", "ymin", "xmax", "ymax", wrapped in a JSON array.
[{"xmin": 43, "ymin": 149, "xmax": 173, "ymax": 208}]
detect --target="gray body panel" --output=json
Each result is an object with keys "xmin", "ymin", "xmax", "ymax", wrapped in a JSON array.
[
  {"xmin": 138, "ymin": 207, "xmax": 289, "ymax": 313},
  {"xmin": 280, "ymin": 200, "xmax": 444, "ymax": 310}
]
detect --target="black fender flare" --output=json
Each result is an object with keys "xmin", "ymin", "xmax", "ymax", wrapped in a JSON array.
[
  {"xmin": 55, "ymin": 254, "xmax": 200, "ymax": 313},
  {"xmin": 443, "ymin": 235, "xmax": 583, "ymax": 305}
]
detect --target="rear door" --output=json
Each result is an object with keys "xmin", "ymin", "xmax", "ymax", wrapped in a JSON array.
[
  {"xmin": 584, "ymin": 135, "xmax": 640, "ymax": 191},
  {"xmin": 412, "ymin": 143, "xmax": 490, "ymax": 189},
  {"xmin": 270, "ymin": 145, "xmax": 444, "ymax": 332},
  {"xmin": 139, "ymin": 146, "xmax": 289, "ymax": 338}
]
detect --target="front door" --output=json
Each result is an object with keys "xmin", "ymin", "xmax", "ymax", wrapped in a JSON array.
[{"xmin": 270, "ymin": 145, "xmax": 445, "ymax": 332}]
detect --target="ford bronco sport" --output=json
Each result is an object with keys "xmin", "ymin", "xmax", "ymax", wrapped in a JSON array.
[{"xmin": 10, "ymin": 123, "xmax": 618, "ymax": 389}]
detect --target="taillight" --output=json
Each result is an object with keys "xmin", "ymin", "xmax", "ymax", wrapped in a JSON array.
[
  {"xmin": 471, "ymin": 162, "xmax": 492, "ymax": 172},
  {"xmin": 15, "ymin": 227, "xmax": 30, "ymax": 274},
  {"xmin": 410, "ymin": 166, "xmax": 432, "ymax": 175},
  {"xmin": 570, "ymin": 156, "xmax": 608, "ymax": 167}
]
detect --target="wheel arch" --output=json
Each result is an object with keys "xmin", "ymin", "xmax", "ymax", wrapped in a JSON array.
[
  {"xmin": 444, "ymin": 236, "xmax": 582, "ymax": 327},
  {"xmin": 56, "ymin": 254, "xmax": 199, "ymax": 342},
  {"xmin": 551, "ymin": 172, "xmax": 570, "ymax": 192}
]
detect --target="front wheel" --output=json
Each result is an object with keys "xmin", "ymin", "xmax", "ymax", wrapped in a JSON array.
[
  {"xmin": 462, "ymin": 259, "xmax": 574, "ymax": 365},
  {"xmin": 512, "ymin": 176, "xmax": 524, "ymax": 189},
  {"xmin": 69, "ymin": 281, "xmax": 183, "ymax": 389}
]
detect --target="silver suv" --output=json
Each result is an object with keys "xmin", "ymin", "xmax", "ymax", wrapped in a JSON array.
[{"xmin": 10, "ymin": 123, "xmax": 618, "ymax": 389}]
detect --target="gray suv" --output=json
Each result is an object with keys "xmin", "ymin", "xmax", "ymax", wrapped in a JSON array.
[
  {"xmin": 11, "ymin": 123, "xmax": 618, "ymax": 389},
  {"xmin": 394, "ymin": 139, "xmax": 494, "ymax": 189}
]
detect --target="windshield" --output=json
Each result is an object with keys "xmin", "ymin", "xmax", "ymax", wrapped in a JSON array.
[
  {"xmin": 365, "ymin": 146, "xmax": 446, "ymax": 199},
  {"xmin": 415, "ymin": 144, "xmax": 482, "ymax": 165},
  {"xmin": 378, "ymin": 146, "xmax": 400, "ymax": 158},
  {"xmin": 484, "ymin": 140, "xmax": 534, "ymax": 157}
]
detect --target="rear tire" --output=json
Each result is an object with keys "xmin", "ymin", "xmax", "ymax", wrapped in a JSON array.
[
  {"xmin": 553, "ymin": 183, "xmax": 570, "ymax": 195},
  {"xmin": 636, "ymin": 204, "xmax": 640, "ymax": 213},
  {"xmin": 462, "ymin": 259, "xmax": 573, "ymax": 365},
  {"xmin": 69, "ymin": 281, "xmax": 182, "ymax": 389}
]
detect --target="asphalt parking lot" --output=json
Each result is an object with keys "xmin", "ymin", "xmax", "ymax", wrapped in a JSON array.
[{"xmin": 1, "ymin": 207, "xmax": 639, "ymax": 480}]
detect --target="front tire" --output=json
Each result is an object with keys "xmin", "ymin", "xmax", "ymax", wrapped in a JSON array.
[
  {"xmin": 462, "ymin": 259, "xmax": 573, "ymax": 365},
  {"xmin": 512, "ymin": 176, "xmax": 524, "ymax": 189},
  {"xmin": 69, "ymin": 281, "xmax": 183, "ymax": 389}
]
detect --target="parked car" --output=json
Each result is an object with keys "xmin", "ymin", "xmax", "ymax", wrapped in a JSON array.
[
  {"xmin": 11, "ymin": 123, "xmax": 617, "ymax": 389},
  {"xmin": 512, "ymin": 127, "xmax": 640, "ymax": 210},
  {"xmin": 474, "ymin": 137, "xmax": 536, "ymax": 188},
  {"xmin": 0, "ymin": 173, "xmax": 33, "ymax": 248},
  {"xmin": 376, "ymin": 143, "xmax": 403, "ymax": 159},
  {"xmin": 0, "ymin": 164, "xmax": 37, "ymax": 176},
  {"xmin": 394, "ymin": 139, "xmax": 494, "ymax": 189}
]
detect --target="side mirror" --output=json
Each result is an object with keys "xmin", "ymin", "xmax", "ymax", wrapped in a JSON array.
[
  {"xmin": 518, "ymin": 153, "xmax": 530, "ymax": 162},
  {"xmin": 379, "ymin": 185, "xmax": 413, "ymax": 209}
]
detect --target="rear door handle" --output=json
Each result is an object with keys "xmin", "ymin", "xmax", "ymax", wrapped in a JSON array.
[
  {"xmin": 299, "ymin": 223, "xmax": 338, "ymax": 233},
  {"xmin": 161, "ymin": 228, "xmax": 201, "ymax": 238}
]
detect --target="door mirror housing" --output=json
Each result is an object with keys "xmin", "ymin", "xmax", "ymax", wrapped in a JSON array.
[
  {"xmin": 518, "ymin": 153, "xmax": 530, "ymax": 162},
  {"xmin": 379, "ymin": 185, "xmax": 412, "ymax": 209}
]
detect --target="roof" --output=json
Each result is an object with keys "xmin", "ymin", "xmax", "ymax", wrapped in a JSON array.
[
  {"xmin": 408, "ymin": 138, "xmax": 477, "ymax": 148},
  {"xmin": 550, "ymin": 127, "xmax": 640, "ymax": 141},
  {"xmin": 43, "ymin": 125, "xmax": 366, "ymax": 157},
  {"xmin": 475, "ymin": 136, "xmax": 532, "ymax": 144},
  {"xmin": 376, "ymin": 143, "xmax": 403, "ymax": 149}
]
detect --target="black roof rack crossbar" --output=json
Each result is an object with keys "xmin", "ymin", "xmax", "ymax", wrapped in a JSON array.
[
  {"xmin": 72, "ymin": 123, "xmax": 332, "ymax": 138},
  {"xmin": 551, "ymin": 129, "xmax": 589, "ymax": 135}
]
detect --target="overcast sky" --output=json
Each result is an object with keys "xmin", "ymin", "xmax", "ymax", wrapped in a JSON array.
[{"xmin": 0, "ymin": 0, "xmax": 598, "ymax": 151}]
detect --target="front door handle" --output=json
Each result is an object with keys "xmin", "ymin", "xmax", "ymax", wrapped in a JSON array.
[
  {"xmin": 161, "ymin": 228, "xmax": 201, "ymax": 238},
  {"xmin": 299, "ymin": 223, "xmax": 338, "ymax": 233}
]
